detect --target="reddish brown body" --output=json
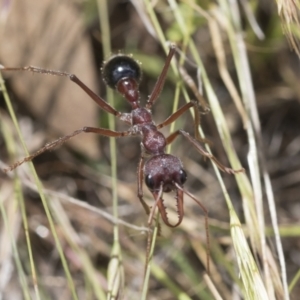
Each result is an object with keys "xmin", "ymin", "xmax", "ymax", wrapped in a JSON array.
[
  {"xmin": 2, "ymin": 45, "xmax": 244, "ymax": 273},
  {"xmin": 111, "ymin": 69, "xmax": 188, "ymax": 227},
  {"xmin": 2, "ymin": 45, "xmax": 244, "ymax": 230}
]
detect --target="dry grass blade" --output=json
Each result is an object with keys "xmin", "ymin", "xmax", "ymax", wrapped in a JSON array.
[
  {"xmin": 216, "ymin": 0, "xmax": 289, "ymax": 298},
  {"xmin": 276, "ymin": 0, "xmax": 300, "ymax": 56},
  {"xmin": 230, "ymin": 211, "xmax": 269, "ymax": 300}
]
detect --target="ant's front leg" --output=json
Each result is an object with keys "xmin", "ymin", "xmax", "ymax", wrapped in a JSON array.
[
  {"xmin": 0, "ymin": 65, "xmax": 132, "ymax": 125},
  {"xmin": 3, "ymin": 127, "xmax": 131, "ymax": 173},
  {"xmin": 178, "ymin": 65, "xmax": 210, "ymax": 113},
  {"xmin": 146, "ymin": 44, "xmax": 177, "ymax": 109}
]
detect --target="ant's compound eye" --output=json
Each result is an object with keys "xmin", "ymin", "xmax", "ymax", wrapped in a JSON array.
[
  {"xmin": 179, "ymin": 169, "xmax": 187, "ymax": 185},
  {"xmin": 145, "ymin": 174, "xmax": 155, "ymax": 190},
  {"xmin": 102, "ymin": 55, "xmax": 142, "ymax": 89}
]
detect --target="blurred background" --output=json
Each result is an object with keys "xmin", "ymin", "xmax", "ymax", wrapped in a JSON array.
[{"xmin": 1, "ymin": 0, "xmax": 300, "ymax": 299}]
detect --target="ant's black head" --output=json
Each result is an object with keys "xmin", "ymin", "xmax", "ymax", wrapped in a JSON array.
[{"xmin": 102, "ymin": 54, "xmax": 142, "ymax": 89}]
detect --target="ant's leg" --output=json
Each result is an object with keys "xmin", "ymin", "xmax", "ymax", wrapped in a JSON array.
[
  {"xmin": 146, "ymin": 44, "xmax": 210, "ymax": 111},
  {"xmin": 192, "ymin": 99, "xmax": 208, "ymax": 143},
  {"xmin": 146, "ymin": 44, "xmax": 176, "ymax": 109},
  {"xmin": 157, "ymin": 102, "xmax": 194, "ymax": 129},
  {"xmin": 144, "ymin": 184, "xmax": 163, "ymax": 276},
  {"xmin": 165, "ymin": 130, "xmax": 244, "ymax": 174},
  {"xmin": 178, "ymin": 65, "xmax": 210, "ymax": 112},
  {"xmin": 3, "ymin": 127, "xmax": 130, "ymax": 172},
  {"xmin": 165, "ymin": 130, "xmax": 181, "ymax": 146},
  {"xmin": 147, "ymin": 186, "xmax": 164, "ymax": 229},
  {"xmin": 157, "ymin": 101, "xmax": 209, "ymax": 144},
  {"xmin": 137, "ymin": 155, "xmax": 151, "ymax": 216},
  {"xmin": 179, "ymin": 130, "xmax": 244, "ymax": 174},
  {"xmin": 175, "ymin": 183, "xmax": 210, "ymax": 274},
  {"xmin": 138, "ymin": 155, "xmax": 163, "ymax": 243},
  {"xmin": 0, "ymin": 65, "xmax": 132, "ymax": 123},
  {"xmin": 171, "ymin": 46, "xmax": 209, "ymax": 112}
]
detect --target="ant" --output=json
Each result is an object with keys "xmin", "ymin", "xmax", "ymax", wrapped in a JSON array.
[{"xmin": 1, "ymin": 44, "xmax": 244, "ymax": 273}]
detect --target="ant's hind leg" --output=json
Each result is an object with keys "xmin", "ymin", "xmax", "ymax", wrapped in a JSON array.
[
  {"xmin": 179, "ymin": 130, "xmax": 244, "ymax": 174},
  {"xmin": 146, "ymin": 44, "xmax": 177, "ymax": 109},
  {"xmin": 165, "ymin": 129, "xmax": 243, "ymax": 174}
]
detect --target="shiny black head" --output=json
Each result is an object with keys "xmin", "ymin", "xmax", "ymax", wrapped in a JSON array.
[{"xmin": 102, "ymin": 54, "xmax": 142, "ymax": 89}]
